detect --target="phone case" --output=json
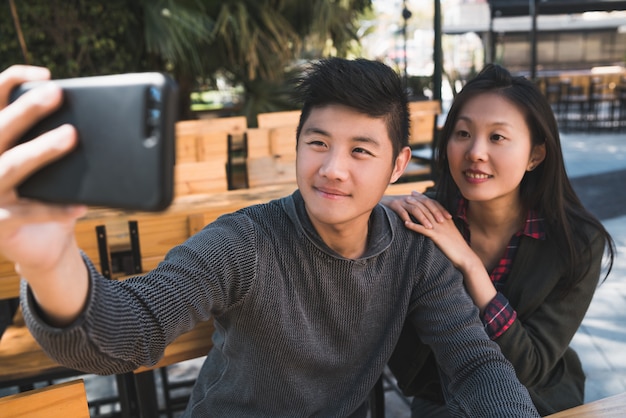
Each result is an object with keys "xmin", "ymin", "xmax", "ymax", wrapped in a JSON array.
[{"xmin": 10, "ymin": 73, "xmax": 178, "ymax": 212}]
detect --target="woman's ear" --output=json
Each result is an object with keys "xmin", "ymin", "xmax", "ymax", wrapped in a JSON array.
[{"xmin": 527, "ymin": 143, "xmax": 546, "ymax": 171}]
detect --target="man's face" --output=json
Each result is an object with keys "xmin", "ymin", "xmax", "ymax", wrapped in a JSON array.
[{"xmin": 296, "ymin": 104, "xmax": 407, "ymax": 236}]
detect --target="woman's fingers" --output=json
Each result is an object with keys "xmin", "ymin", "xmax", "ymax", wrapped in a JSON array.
[
  {"xmin": 402, "ymin": 197, "xmax": 436, "ymax": 229},
  {"xmin": 409, "ymin": 190, "xmax": 452, "ymax": 222}
]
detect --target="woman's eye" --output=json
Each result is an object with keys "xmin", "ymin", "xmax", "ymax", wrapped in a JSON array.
[
  {"xmin": 490, "ymin": 134, "xmax": 505, "ymax": 142},
  {"xmin": 455, "ymin": 130, "xmax": 470, "ymax": 138}
]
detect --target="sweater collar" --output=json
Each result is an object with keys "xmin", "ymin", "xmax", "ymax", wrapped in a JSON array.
[{"xmin": 282, "ymin": 190, "xmax": 395, "ymax": 260}]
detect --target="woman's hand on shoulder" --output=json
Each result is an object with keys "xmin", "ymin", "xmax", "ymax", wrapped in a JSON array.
[
  {"xmin": 391, "ymin": 192, "xmax": 472, "ymax": 272},
  {"xmin": 381, "ymin": 190, "xmax": 451, "ymax": 228}
]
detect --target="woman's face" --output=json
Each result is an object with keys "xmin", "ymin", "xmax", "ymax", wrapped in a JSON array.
[{"xmin": 446, "ymin": 92, "xmax": 545, "ymax": 207}]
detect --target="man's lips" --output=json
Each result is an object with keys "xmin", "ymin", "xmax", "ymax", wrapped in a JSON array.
[{"xmin": 314, "ymin": 186, "xmax": 350, "ymax": 198}]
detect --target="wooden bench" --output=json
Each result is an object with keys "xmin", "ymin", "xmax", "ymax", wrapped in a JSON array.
[
  {"xmin": 174, "ymin": 123, "xmax": 230, "ymax": 196},
  {"xmin": 402, "ymin": 100, "xmax": 442, "ymax": 181},
  {"xmin": 256, "ymin": 110, "xmax": 301, "ymax": 129},
  {"xmin": 0, "ymin": 379, "xmax": 90, "ymax": 418},
  {"xmin": 175, "ymin": 116, "xmax": 249, "ymax": 193},
  {"xmin": 408, "ymin": 100, "xmax": 441, "ymax": 148},
  {"xmin": 245, "ymin": 127, "xmax": 297, "ymax": 188}
]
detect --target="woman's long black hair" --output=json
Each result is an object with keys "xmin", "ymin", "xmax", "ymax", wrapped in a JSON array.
[{"xmin": 434, "ymin": 63, "xmax": 615, "ymax": 293}]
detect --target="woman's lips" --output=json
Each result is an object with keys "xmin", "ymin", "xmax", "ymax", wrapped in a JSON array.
[{"xmin": 463, "ymin": 169, "xmax": 492, "ymax": 183}]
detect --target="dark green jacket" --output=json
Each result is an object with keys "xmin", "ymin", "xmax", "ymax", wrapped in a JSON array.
[{"xmin": 389, "ymin": 222, "xmax": 606, "ymax": 416}]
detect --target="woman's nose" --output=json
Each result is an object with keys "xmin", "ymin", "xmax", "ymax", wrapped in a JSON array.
[{"xmin": 465, "ymin": 138, "xmax": 488, "ymax": 162}]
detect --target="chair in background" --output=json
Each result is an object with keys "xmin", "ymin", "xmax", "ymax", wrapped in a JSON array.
[
  {"xmin": 0, "ymin": 379, "xmax": 90, "ymax": 418},
  {"xmin": 587, "ymin": 76, "xmax": 618, "ymax": 131},
  {"xmin": 556, "ymin": 79, "xmax": 588, "ymax": 132},
  {"xmin": 615, "ymin": 79, "xmax": 626, "ymax": 132},
  {"xmin": 540, "ymin": 76, "xmax": 563, "ymax": 110},
  {"xmin": 402, "ymin": 100, "xmax": 441, "ymax": 182}
]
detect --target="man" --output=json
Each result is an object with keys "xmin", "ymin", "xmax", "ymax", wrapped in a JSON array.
[{"xmin": 0, "ymin": 59, "xmax": 539, "ymax": 416}]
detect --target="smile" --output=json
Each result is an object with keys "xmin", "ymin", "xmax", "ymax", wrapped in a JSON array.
[
  {"xmin": 464, "ymin": 171, "xmax": 492, "ymax": 179},
  {"xmin": 314, "ymin": 186, "xmax": 350, "ymax": 198}
]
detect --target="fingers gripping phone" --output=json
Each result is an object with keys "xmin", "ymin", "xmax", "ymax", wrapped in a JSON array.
[{"xmin": 9, "ymin": 72, "xmax": 178, "ymax": 212}]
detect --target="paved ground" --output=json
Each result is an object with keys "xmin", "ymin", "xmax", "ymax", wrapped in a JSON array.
[
  {"xmin": 2, "ymin": 131, "xmax": 624, "ymax": 417},
  {"xmin": 563, "ymin": 131, "xmax": 626, "ymax": 405}
]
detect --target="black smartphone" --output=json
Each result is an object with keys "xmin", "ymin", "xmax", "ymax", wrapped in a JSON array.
[{"xmin": 9, "ymin": 72, "xmax": 178, "ymax": 212}]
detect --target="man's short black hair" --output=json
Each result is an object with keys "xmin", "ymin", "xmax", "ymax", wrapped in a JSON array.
[{"xmin": 293, "ymin": 57, "xmax": 409, "ymax": 159}]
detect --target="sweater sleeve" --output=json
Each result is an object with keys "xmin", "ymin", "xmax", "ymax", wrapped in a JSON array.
[
  {"xmin": 20, "ymin": 213, "xmax": 258, "ymax": 375},
  {"xmin": 408, "ymin": 242, "xmax": 539, "ymax": 417},
  {"xmin": 492, "ymin": 226, "xmax": 606, "ymax": 387}
]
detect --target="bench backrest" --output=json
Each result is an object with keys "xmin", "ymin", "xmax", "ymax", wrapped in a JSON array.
[
  {"xmin": 408, "ymin": 100, "xmax": 441, "ymax": 146},
  {"xmin": 245, "ymin": 126, "xmax": 297, "ymax": 188},
  {"xmin": 174, "ymin": 122, "xmax": 230, "ymax": 196},
  {"xmin": 257, "ymin": 110, "xmax": 301, "ymax": 129}
]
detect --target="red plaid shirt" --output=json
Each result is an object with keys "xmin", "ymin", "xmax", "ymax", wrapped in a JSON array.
[{"xmin": 456, "ymin": 198, "xmax": 545, "ymax": 340}]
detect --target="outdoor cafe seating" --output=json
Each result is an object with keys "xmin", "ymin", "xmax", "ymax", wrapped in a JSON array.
[{"xmin": 538, "ymin": 67, "xmax": 626, "ymax": 132}]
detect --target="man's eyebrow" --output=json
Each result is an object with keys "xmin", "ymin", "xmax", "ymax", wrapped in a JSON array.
[
  {"xmin": 302, "ymin": 126, "xmax": 330, "ymax": 136},
  {"xmin": 302, "ymin": 126, "xmax": 382, "ymax": 147},
  {"xmin": 352, "ymin": 135, "xmax": 381, "ymax": 147}
]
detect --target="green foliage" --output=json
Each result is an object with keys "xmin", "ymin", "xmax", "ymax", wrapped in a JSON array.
[
  {"xmin": 1, "ymin": 0, "xmax": 150, "ymax": 78},
  {"xmin": 1, "ymin": 0, "xmax": 373, "ymax": 120}
]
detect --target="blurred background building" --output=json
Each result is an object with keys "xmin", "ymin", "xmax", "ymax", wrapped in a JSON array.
[{"xmin": 363, "ymin": 0, "xmax": 626, "ymax": 77}]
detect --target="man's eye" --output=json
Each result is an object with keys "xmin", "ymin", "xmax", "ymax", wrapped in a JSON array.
[
  {"xmin": 306, "ymin": 140, "xmax": 326, "ymax": 147},
  {"xmin": 353, "ymin": 147, "xmax": 373, "ymax": 155}
]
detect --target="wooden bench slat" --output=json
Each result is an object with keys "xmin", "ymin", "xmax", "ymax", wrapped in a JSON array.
[
  {"xmin": 0, "ymin": 379, "xmax": 90, "ymax": 418},
  {"xmin": 257, "ymin": 110, "xmax": 300, "ymax": 129}
]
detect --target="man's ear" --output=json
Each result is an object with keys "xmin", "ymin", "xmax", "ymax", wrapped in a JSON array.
[{"xmin": 390, "ymin": 146, "xmax": 412, "ymax": 183}]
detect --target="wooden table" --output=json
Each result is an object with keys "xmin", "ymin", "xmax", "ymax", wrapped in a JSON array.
[{"xmin": 545, "ymin": 392, "xmax": 626, "ymax": 417}]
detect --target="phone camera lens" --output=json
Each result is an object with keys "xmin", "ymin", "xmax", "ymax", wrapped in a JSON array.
[
  {"xmin": 149, "ymin": 86, "xmax": 162, "ymax": 104},
  {"xmin": 148, "ymin": 108, "xmax": 161, "ymax": 126}
]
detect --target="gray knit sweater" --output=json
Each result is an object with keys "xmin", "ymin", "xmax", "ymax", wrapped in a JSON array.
[{"xmin": 22, "ymin": 191, "xmax": 538, "ymax": 417}]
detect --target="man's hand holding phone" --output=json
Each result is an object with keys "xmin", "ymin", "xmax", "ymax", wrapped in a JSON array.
[{"xmin": 0, "ymin": 66, "xmax": 92, "ymax": 326}]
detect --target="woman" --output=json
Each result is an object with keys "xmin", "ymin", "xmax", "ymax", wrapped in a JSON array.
[{"xmin": 384, "ymin": 64, "xmax": 615, "ymax": 416}]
